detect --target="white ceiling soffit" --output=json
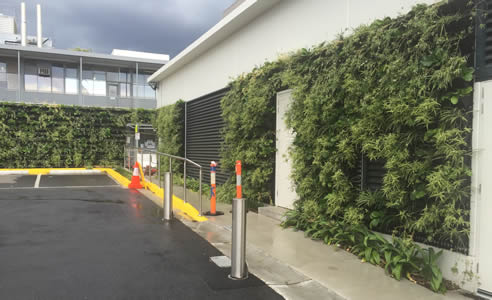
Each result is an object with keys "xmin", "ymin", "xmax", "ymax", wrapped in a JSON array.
[{"xmin": 147, "ymin": 0, "xmax": 281, "ymax": 83}]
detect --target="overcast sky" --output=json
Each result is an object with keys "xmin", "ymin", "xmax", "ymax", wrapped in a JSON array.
[{"xmin": 0, "ymin": 0, "xmax": 236, "ymax": 58}]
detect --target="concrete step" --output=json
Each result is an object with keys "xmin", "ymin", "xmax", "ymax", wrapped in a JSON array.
[{"xmin": 258, "ymin": 205, "xmax": 290, "ymax": 224}]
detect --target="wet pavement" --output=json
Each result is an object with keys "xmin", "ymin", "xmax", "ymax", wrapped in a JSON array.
[{"xmin": 0, "ymin": 175, "xmax": 282, "ymax": 299}]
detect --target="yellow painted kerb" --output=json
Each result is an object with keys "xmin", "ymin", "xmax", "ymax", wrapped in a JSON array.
[
  {"xmin": 142, "ymin": 180, "xmax": 208, "ymax": 222},
  {"xmin": 0, "ymin": 167, "xmax": 207, "ymax": 222},
  {"xmin": 99, "ymin": 166, "xmax": 207, "ymax": 222}
]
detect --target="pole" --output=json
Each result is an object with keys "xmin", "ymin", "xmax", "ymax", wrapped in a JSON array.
[
  {"xmin": 184, "ymin": 101, "xmax": 187, "ymax": 203},
  {"xmin": 236, "ymin": 161, "xmax": 242, "ymax": 198},
  {"xmin": 230, "ymin": 159, "xmax": 247, "ymax": 279},
  {"xmin": 141, "ymin": 149, "xmax": 144, "ymax": 181},
  {"xmin": 230, "ymin": 197, "xmax": 248, "ymax": 280},
  {"xmin": 205, "ymin": 161, "xmax": 222, "ymax": 216},
  {"xmin": 158, "ymin": 154, "xmax": 161, "ymax": 188},
  {"xmin": 183, "ymin": 161, "xmax": 187, "ymax": 203},
  {"xmin": 149, "ymin": 152, "xmax": 152, "ymax": 180},
  {"xmin": 163, "ymin": 172, "xmax": 173, "ymax": 221},
  {"xmin": 210, "ymin": 161, "xmax": 216, "ymax": 214},
  {"xmin": 199, "ymin": 167, "xmax": 202, "ymax": 216}
]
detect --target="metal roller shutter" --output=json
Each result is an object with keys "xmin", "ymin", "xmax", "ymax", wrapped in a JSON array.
[{"xmin": 185, "ymin": 88, "xmax": 230, "ymax": 184}]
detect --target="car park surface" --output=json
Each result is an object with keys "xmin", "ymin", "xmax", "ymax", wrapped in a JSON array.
[{"xmin": 0, "ymin": 175, "xmax": 282, "ymax": 299}]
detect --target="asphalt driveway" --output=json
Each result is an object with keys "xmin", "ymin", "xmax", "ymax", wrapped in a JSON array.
[{"xmin": 0, "ymin": 175, "xmax": 282, "ymax": 299}]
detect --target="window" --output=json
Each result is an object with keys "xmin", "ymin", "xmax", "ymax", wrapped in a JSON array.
[
  {"xmin": 65, "ymin": 68, "xmax": 78, "ymax": 94},
  {"xmin": 52, "ymin": 66, "xmax": 64, "ymax": 93},
  {"xmin": 107, "ymin": 71, "xmax": 118, "ymax": 82},
  {"xmin": 7, "ymin": 73, "xmax": 18, "ymax": 90},
  {"xmin": 145, "ymin": 85, "xmax": 155, "ymax": 99},
  {"xmin": 0, "ymin": 62, "xmax": 6, "ymax": 89},
  {"xmin": 37, "ymin": 67, "xmax": 51, "ymax": 93},
  {"xmin": 24, "ymin": 64, "xmax": 37, "ymax": 92},
  {"xmin": 119, "ymin": 72, "xmax": 127, "ymax": 83},
  {"xmin": 108, "ymin": 84, "xmax": 117, "ymax": 99},
  {"xmin": 82, "ymin": 70, "xmax": 93, "ymax": 95},
  {"xmin": 93, "ymin": 72, "xmax": 106, "ymax": 96},
  {"xmin": 6, "ymin": 60, "xmax": 18, "ymax": 90},
  {"xmin": 120, "ymin": 83, "xmax": 129, "ymax": 98}
]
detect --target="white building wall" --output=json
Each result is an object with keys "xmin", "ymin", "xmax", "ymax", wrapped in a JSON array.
[{"xmin": 157, "ymin": 0, "xmax": 438, "ymax": 107}]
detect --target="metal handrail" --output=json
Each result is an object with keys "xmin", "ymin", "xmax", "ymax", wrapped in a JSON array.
[{"xmin": 126, "ymin": 147, "xmax": 203, "ymax": 215}]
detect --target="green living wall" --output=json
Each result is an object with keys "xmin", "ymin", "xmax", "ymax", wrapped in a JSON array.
[
  {"xmin": 0, "ymin": 103, "xmax": 154, "ymax": 168},
  {"xmin": 155, "ymin": 100, "xmax": 185, "ymax": 173},
  {"xmin": 220, "ymin": 0, "xmax": 474, "ymax": 252}
]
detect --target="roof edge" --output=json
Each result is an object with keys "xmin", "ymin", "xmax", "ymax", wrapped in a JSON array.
[{"xmin": 0, "ymin": 44, "xmax": 169, "ymax": 65}]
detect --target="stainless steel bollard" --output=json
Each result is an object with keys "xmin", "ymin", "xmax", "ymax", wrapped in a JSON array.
[
  {"xmin": 149, "ymin": 153, "xmax": 152, "ymax": 180},
  {"xmin": 163, "ymin": 172, "xmax": 173, "ymax": 221},
  {"xmin": 229, "ymin": 198, "xmax": 248, "ymax": 280}
]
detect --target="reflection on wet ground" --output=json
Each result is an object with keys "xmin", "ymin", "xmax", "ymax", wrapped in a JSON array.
[{"xmin": 0, "ymin": 183, "xmax": 282, "ymax": 299}]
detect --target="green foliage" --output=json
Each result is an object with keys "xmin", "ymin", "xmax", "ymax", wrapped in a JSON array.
[
  {"xmin": 69, "ymin": 47, "xmax": 92, "ymax": 52},
  {"xmin": 222, "ymin": 0, "xmax": 473, "ymax": 248},
  {"xmin": 220, "ymin": 60, "xmax": 287, "ymax": 206},
  {"xmin": 0, "ymin": 102, "xmax": 154, "ymax": 168},
  {"xmin": 155, "ymin": 101, "xmax": 185, "ymax": 174},
  {"xmin": 282, "ymin": 213, "xmax": 446, "ymax": 292}
]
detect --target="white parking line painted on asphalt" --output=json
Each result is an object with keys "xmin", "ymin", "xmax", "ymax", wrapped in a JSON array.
[{"xmin": 34, "ymin": 174, "xmax": 41, "ymax": 188}]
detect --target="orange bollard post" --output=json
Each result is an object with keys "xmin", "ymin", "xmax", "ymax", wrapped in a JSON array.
[
  {"xmin": 235, "ymin": 160, "xmax": 242, "ymax": 199},
  {"xmin": 205, "ymin": 161, "xmax": 223, "ymax": 216},
  {"xmin": 210, "ymin": 161, "xmax": 217, "ymax": 214}
]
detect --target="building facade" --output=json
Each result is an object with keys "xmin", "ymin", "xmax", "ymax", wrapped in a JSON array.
[{"xmin": 0, "ymin": 45, "xmax": 166, "ymax": 109}]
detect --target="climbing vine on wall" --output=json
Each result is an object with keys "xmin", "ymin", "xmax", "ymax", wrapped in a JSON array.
[
  {"xmin": 0, "ymin": 102, "xmax": 154, "ymax": 168},
  {"xmin": 219, "ymin": 61, "xmax": 287, "ymax": 205},
  {"xmin": 155, "ymin": 100, "xmax": 185, "ymax": 173},
  {"xmin": 220, "ymin": 0, "xmax": 474, "ymax": 251}
]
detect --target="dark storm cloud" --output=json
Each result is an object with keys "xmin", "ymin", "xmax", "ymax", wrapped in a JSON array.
[{"xmin": 0, "ymin": 0, "xmax": 235, "ymax": 57}]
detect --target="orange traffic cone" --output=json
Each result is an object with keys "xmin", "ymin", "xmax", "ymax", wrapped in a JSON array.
[{"xmin": 128, "ymin": 162, "xmax": 143, "ymax": 189}]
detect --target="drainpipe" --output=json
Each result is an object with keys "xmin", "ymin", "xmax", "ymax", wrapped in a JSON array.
[
  {"xmin": 79, "ymin": 57, "xmax": 83, "ymax": 106},
  {"xmin": 17, "ymin": 50, "xmax": 21, "ymax": 101}
]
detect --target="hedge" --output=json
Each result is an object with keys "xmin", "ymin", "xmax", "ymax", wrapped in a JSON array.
[{"xmin": 0, "ymin": 102, "xmax": 154, "ymax": 168}]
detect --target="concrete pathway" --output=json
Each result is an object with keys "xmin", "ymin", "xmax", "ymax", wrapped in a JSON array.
[{"xmin": 158, "ymin": 185, "xmax": 474, "ymax": 300}]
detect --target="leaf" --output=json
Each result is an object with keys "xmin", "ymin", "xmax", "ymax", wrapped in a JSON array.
[
  {"xmin": 365, "ymin": 248, "xmax": 373, "ymax": 261},
  {"xmin": 450, "ymin": 96, "xmax": 458, "ymax": 105},
  {"xmin": 384, "ymin": 251, "xmax": 392, "ymax": 264},
  {"xmin": 372, "ymin": 251, "xmax": 381, "ymax": 265},
  {"xmin": 462, "ymin": 67, "xmax": 474, "ymax": 82},
  {"xmin": 392, "ymin": 264, "xmax": 403, "ymax": 280},
  {"xmin": 370, "ymin": 219, "xmax": 379, "ymax": 229},
  {"xmin": 415, "ymin": 190, "xmax": 426, "ymax": 199},
  {"xmin": 421, "ymin": 56, "xmax": 435, "ymax": 67}
]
